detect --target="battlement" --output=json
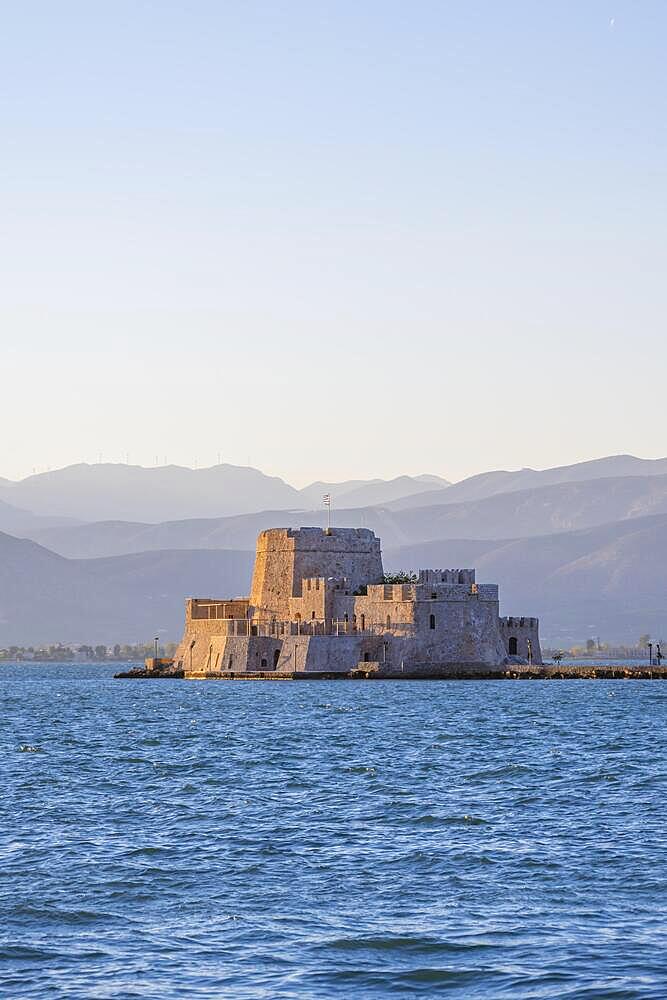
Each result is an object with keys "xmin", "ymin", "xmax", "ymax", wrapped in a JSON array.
[
  {"xmin": 418, "ymin": 569, "xmax": 476, "ymax": 586},
  {"xmin": 500, "ymin": 616, "xmax": 539, "ymax": 629},
  {"xmin": 255, "ymin": 526, "xmax": 380, "ymax": 552}
]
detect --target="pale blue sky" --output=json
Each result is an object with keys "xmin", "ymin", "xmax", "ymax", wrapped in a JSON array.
[{"xmin": 1, "ymin": 1, "xmax": 665, "ymax": 485}]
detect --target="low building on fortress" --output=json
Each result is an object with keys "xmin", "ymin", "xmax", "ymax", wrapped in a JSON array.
[{"xmin": 170, "ymin": 527, "xmax": 542, "ymax": 678}]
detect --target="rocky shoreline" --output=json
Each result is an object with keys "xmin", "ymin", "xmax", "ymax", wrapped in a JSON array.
[{"xmin": 115, "ymin": 662, "xmax": 667, "ymax": 681}]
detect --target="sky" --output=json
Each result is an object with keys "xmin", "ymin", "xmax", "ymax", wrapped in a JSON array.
[{"xmin": 1, "ymin": 1, "xmax": 665, "ymax": 487}]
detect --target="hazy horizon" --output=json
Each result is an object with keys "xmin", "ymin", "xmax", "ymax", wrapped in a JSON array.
[{"xmin": 2, "ymin": 449, "xmax": 667, "ymax": 491}]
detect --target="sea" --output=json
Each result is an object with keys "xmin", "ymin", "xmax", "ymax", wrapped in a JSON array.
[{"xmin": 1, "ymin": 663, "xmax": 666, "ymax": 999}]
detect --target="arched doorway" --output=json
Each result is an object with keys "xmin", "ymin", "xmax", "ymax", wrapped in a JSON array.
[{"xmin": 508, "ymin": 636, "xmax": 518, "ymax": 655}]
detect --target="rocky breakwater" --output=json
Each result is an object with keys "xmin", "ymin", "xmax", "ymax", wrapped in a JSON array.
[
  {"xmin": 114, "ymin": 660, "xmax": 667, "ymax": 680},
  {"xmin": 114, "ymin": 657, "xmax": 184, "ymax": 679}
]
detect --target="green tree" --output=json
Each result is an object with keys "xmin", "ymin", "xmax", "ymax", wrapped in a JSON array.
[{"xmin": 383, "ymin": 571, "xmax": 417, "ymax": 584}]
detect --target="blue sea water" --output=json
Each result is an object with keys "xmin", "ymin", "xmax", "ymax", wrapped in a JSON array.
[{"xmin": 1, "ymin": 665, "xmax": 666, "ymax": 999}]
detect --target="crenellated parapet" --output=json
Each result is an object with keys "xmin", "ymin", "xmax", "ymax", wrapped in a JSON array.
[{"xmin": 418, "ymin": 569, "xmax": 476, "ymax": 586}]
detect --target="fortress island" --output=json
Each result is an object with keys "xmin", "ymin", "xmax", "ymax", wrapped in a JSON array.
[{"xmin": 139, "ymin": 526, "xmax": 543, "ymax": 680}]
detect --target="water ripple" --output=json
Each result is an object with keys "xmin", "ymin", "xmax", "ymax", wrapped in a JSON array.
[{"xmin": 1, "ymin": 664, "xmax": 666, "ymax": 998}]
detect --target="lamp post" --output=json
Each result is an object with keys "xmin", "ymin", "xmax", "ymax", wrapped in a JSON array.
[
  {"xmin": 154, "ymin": 636, "xmax": 159, "ymax": 661},
  {"xmin": 648, "ymin": 642, "xmax": 653, "ymax": 666}
]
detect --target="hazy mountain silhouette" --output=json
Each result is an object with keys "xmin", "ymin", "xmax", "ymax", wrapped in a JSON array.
[
  {"xmin": 0, "ymin": 464, "xmax": 449, "ymax": 522},
  {"xmin": 388, "ymin": 454, "xmax": 667, "ymax": 510},
  {"xmin": 0, "ymin": 498, "xmax": 81, "ymax": 535},
  {"xmin": 0, "ymin": 531, "xmax": 253, "ymax": 646},
  {"xmin": 26, "ymin": 473, "xmax": 667, "ymax": 558},
  {"xmin": 3, "ymin": 455, "xmax": 665, "ymax": 524},
  {"xmin": 298, "ymin": 474, "xmax": 449, "ymax": 508},
  {"xmin": 0, "ymin": 463, "xmax": 301, "ymax": 522}
]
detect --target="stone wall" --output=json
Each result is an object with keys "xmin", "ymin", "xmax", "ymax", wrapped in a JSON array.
[{"xmin": 250, "ymin": 527, "xmax": 383, "ymax": 619}]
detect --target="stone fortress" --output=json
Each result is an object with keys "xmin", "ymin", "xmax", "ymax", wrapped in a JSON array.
[{"xmin": 171, "ymin": 527, "xmax": 542, "ymax": 678}]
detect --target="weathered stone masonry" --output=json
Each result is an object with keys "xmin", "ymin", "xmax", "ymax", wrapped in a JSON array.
[{"xmin": 172, "ymin": 526, "xmax": 543, "ymax": 677}]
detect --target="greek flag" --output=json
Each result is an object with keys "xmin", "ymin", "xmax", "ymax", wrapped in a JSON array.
[{"xmin": 322, "ymin": 494, "xmax": 331, "ymax": 506}]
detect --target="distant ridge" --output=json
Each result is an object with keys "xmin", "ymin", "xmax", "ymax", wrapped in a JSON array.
[
  {"xmin": 2, "ymin": 455, "xmax": 665, "ymax": 524},
  {"xmin": 26, "ymin": 472, "xmax": 667, "ymax": 557},
  {"xmin": 0, "ymin": 463, "xmax": 301, "ymax": 523},
  {"xmin": 388, "ymin": 454, "xmax": 667, "ymax": 510},
  {"xmin": 298, "ymin": 474, "xmax": 449, "ymax": 509},
  {"xmin": 0, "ymin": 497, "xmax": 82, "ymax": 535},
  {"xmin": 0, "ymin": 464, "xmax": 450, "ymax": 523},
  {"xmin": 0, "ymin": 530, "xmax": 253, "ymax": 646}
]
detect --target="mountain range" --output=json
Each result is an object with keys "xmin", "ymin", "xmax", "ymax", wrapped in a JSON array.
[
  {"xmin": 0, "ymin": 530, "xmax": 253, "ymax": 646},
  {"xmin": 24, "ymin": 472, "xmax": 667, "ymax": 558},
  {"xmin": 0, "ymin": 464, "xmax": 450, "ymax": 524},
  {"xmin": 1, "ymin": 454, "xmax": 665, "ymax": 647}
]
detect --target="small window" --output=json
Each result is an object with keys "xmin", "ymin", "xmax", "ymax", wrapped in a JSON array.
[
  {"xmin": 429, "ymin": 614, "xmax": 436, "ymax": 630},
  {"xmin": 386, "ymin": 615, "xmax": 391, "ymax": 628},
  {"xmin": 261, "ymin": 657, "xmax": 267, "ymax": 669},
  {"xmin": 431, "ymin": 592, "xmax": 437, "ymax": 600},
  {"xmin": 311, "ymin": 611, "xmax": 316, "ymax": 619},
  {"xmin": 508, "ymin": 636, "xmax": 518, "ymax": 655}
]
